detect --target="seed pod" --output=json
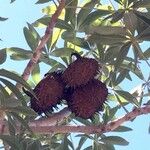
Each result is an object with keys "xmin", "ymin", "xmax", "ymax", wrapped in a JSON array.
[
  {"xmin": 24, "ymin": 71, "xmax": 64, "ymax": 114},
  {"xmin": 62, "ymin": 53, "xmax": 100, "ymax": 87},
  {"xmin": 66, "ymin": 79, "xmax": 108, "ymax": 119}
]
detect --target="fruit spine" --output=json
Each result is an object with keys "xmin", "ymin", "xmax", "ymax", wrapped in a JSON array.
[
  {"xmin": 62, "ymin": 53, "xmax": 100, "ymax": 87},
  {"xmin": 24, "ymin": 53, "xmax": 108, "ymax": 119},
  {"xmin": 24, "ymin": 71, "xmax": 64, "ymax": 114},
  {"xmin": 66, "ymin": 79, "xmax": 108, "ymax": 119}
]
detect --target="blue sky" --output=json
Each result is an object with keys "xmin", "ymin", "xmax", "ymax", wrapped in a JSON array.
[{"xmin": 0, "ymin": 0, "xmax": 150, "ymax": 150}]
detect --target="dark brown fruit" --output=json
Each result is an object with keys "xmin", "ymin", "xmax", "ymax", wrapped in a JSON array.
[
  {"xmin": 24, "ymin": 71, "xmax": 64, "ymax": 114},
  {"xmin": 66, "ymin": 79, "xmax": 108, "ymax": 119},
  {"xmin": 62, "ymin": 53, "xmax": 100, "ymax": 87}
]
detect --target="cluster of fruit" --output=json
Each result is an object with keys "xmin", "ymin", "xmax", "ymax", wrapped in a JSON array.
[{"xmin": 24, "ymin": 53, "xmax": 108, "ymax": 119}]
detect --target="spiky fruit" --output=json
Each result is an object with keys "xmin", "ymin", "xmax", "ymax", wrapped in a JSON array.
[
  {"xmin": 62, "ymin": 53, "xmax": 100, "ymax": 87},
  {"xmin": 66, "ymin": 79, "xmax": 108, "ymax": 119},
  {"xmin": 24, "ymin": 71, "xmax": 64, "ymax": 114}
]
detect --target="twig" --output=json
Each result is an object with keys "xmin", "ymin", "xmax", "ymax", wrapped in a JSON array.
[
  {"xmin": 0, "ymin": 105, "xmax": 150, "ymax": 135},
  {"xmin": 16, "ymin": 0, "xmax": 66, "ymax": 89}
]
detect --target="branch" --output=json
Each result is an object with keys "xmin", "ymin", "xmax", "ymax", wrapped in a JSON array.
[
  {"xmin": 29, "ymin": 105, "xmax": 150, "ymax": 134},
  {"xmin": 0, "ymin": 105, "xmax": 150, "ymax": 135},
  {"xmin": 16, "ymin": 0, "xmax": 66, "ymax": 89},
  {"xmin": 7, "ymin": 0, "xmax": 69, "ymax": 134}
]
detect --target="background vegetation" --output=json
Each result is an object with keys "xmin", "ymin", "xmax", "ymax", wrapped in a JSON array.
[{"xmin": 0, "ymin": 0, "xmax": 150, "ymax": 149}]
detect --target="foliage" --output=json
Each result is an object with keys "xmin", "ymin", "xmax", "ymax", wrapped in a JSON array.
[{"xmin": 0, "ymin": 0, "xmax": 150, "ymax": 149}]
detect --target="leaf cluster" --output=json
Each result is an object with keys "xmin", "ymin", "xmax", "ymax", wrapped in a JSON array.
[{"xmin": 0, "ymin": 0, "xmax": 150, "ymax": 149}]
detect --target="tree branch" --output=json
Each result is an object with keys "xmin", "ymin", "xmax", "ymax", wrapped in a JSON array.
[
  {"xmin": 16, "ymin": 0, "xmax": 66, "ymax": 89},
  {"xmin": 5, "ymin": 0, "xmax": 148, "ymax": 137},
  {"xmin": 0, "ymin": 105, "xmax": 150, "ymax": 135}
]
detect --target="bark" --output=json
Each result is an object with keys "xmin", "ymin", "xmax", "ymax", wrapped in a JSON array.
[
  {"xmin": 0, "ymin": 105, "xmax": 150, "ymax": 135},
  {"xmin": 16, "ymin": 0, "xmax": 66, "ymax": 89}
]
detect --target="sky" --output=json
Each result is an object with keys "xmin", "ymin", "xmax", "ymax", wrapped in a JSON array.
[{"xmin": 0, "ymin": 0, "xmax": 150, "ymax": 150}]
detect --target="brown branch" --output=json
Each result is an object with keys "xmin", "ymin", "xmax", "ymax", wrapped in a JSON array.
[
  {"xmin": 30, "ymin": 107, "xmax": 71, "ymax": 126},
  {"xmin": 16, "ymin": 0, "xmax": 66, "ymax": 89},
  {"xmin": 0, "ymin": 105, "xmax": 150, "ymax": 135},
  {"xmin": 5, "ymin": 0, "xmax": 149, "ymax": 136}
]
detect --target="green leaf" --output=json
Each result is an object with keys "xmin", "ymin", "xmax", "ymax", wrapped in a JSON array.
[
  {"xmin": 74, "ymin": 116, "xmax": 92, "ymax": 126},
  {"xmin": 76, "ymin": 137, "xmax": 87, "ymax": 150},
  {"xmin": 115, "ymin": 90, "xmax": 140, "ymax": 107},
  {"xmin": 0, "ymin": 16, "xmax": 8, "ymax": 21},
  {"xmin": 57, "ymin": 135, "xmax": 70, "ymax": 150},
  {"xmin": 0, "ymin": 77, "xmax": 26, "ymax": 105},
  {"xmin": 133, "ymin": 0, "xmax": 150, "ymax": 8},
  {"xmin": 51, "ymin": 48, "xmax": 76, "ymax": 57},
  {"xmin": 87, "ymin": 34, "xmax": 128, "ymax": 45},
  {"xmin": 23, "ymin": 27, "xmax": 39, "ymax": 51},
  {"xmin": 136, "ymin": 13, "xmax": 149, "ymax": 35},
  {"xmin": 115, "ymin": 94, "xmax": 130, "ymax": 113},
  {"xmin": 77, "ymin": 0, "xmax": 99, "ymax": 28},
  {"xmin": 7, "ymin": 113, "xmax": 16, "ymax": 136},
  {"xmin": 123, "ymin": 11, "xmax": 137, "ymax": 33},
  {"xmin": 10, "ymin": 53, "xmax": 32, "ymax": 60},
  {"xmin": 31, "ymin": 64, "xmax": 41, "ymax": 84},
  {"xmin": 114, "ymin": 42, "xmax": 131, "ymax": 69},
  {"xmin": 27, "ymin": 23, "xmax": 41, "ymax": 40},
  {"xmin": 36, "ymin": 0, "xmax": 50, "ymax": 4},
  {"xmin": 27, "ymin": 23, "xmax": 44, "ymax": 52},
  {"xmin": 26, "ymin": 140, "xmax": 42, "ymax": 150},
  {"xmin": 134, "ymin": 11, "xmax": 150, "ymax": 26},
  {"xmin": 91, "ymin": 113, "xmax": 100, "ymax": 125},
  {"xmin": 93, "ymin": 140, "xmax": 101, "ymax": 150},
  {"xmin": 113, "ymin": 126, "xmax": 133, "ymax": 132},
  {"xmin": 144, "ymin": 47, "xmax": 150, "ymax": 58},
  {"xmin": 10, "ymin": 0, "xmax": 16, "ymax": 3},
  {"xmin": 137, "ymin": 29, "xmax": 150, "ymax": 41},
  {"xmin": 128, "ymin": 0, "xmax": 137, "ymax": 5},
  {"xmin": 115, "ymin": 69, "xmax": 130, "ymax": 86},
  {"xmin": 0, "ymin": 83, "xmax": 9, "ymax": 98},
  {"xmin": 11, "ymin": 106, "xmax": 37, "ymax": 116},
  {"xmin": 107, "ymin": 105, "xmax": 121, "ymax": 121},
  {"xmin": 121, "ymin": 62, "xmax": 144, "ymax": 80},
  {"xmin": 0, "ymin": 69, "xmax": 34, "ymax": 96},
  {"xmin": 55, "ymin": 19, "xmax": 73, "ymax": 31},
  {"xmin": 100, "ymin": 136, "xmax": 129, "ymax": 146},
  {"xmin": 104, "ymin": 45, "xmax": 121, "ymax": 63},
  {"xmin": 65, "ymin": 0, "xmax": 77, "ymax": 24},
  {"xmin": 0, "ymin": 49, "xmax": 7, "ymax": 64},
  {"xmin": 132, "ymin": 41, "xmax": 147, "ymax": 60},
  {"xmin": 48, "ymin": 63, "xmax": 66, "ymax": 73},
  {"xmin": 86, "ymin": 26, "xmax": 127, "ymax": 35},
  {"xmin": 149, "ymin": 122, "xmax": 150, "ymax": 134},
  {"xmin": 111, "ymin": 9, "xmax": 125, "ymax": 23},
  {"xmin": 80, "ymin": 9, "xmax": 112, "ymax": 31},
  {"xmin": 7, "ymin": 47, "xmax": 31, "ymax": 54},
  {"xmin": 0, "ymin": 135, "xmax": 19, "ymax": 149},
  {"xmin": 62, "ymin": 31, "xmax": 90, "ymax": 50},
  {"xmin": 103, "ymin": 106, "xmax": 110, "ymax": 124},
  {"xmin": 114, "ymin": 0, "xmax": 123, "ymax": 5},
  {"xmin": 33, "ymin": 16, "xmax": 72, "ymax": 30},
  {"xmin": 61, "ymin": 31, "xmax": 75, "ymax": 39},
  {"xmin": 11, "ymin": 112, "xmax": 34, "ymax": 134},
  {"xmin": 40, "ymin": 54, "xmax": 65, "ymax": 67},
  {"xmin": 76, "ymin": 134, "xmax": 95, "ymax": 141},
  {"xmin": 0, "ymin": 88, "xmax": 5, "ymax": 105},
  {"xmin": 99, "ymin": 143, "xmax": 115, "ymax": 150},
  {"xmin": 3, "ymin": 97, "xmax": 22, "ymax": 107},
  {"xmin": 83, "ymin": 146, "xmax": 92, "ymax": 150},
  {"xmin": 7, "ymin": 47, "xmax": 32, "ymax": 60}
]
